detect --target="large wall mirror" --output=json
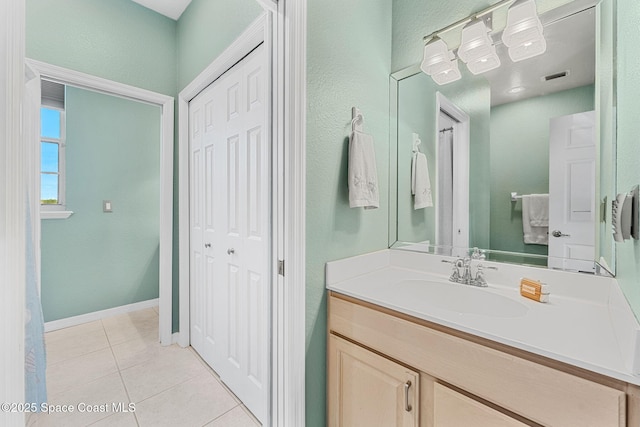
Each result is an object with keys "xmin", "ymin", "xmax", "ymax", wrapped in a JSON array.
[{"xmin": 389, "ymin": 0, "xmax": 617, "ymax": 275}]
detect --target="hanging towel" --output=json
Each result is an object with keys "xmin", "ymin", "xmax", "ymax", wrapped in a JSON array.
[
  {"xmin": 522, "ymin": 195, "xmax": 548, "ymax": 245},
  {"xmin": 349, "ymin": 130, "xmax": 379, "ymax": 209},
  {"xmin": 528, "ymin": 193, "xmax": 549, "ymax": 227},
  {"xmin": 411, "ymin": 152, "xmax": 433, "ymax": 209}
]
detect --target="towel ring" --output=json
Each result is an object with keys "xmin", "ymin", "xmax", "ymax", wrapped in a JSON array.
[
  {"xmin": 412, "ymin": 133, "xmax": 422, "ymax": 154},
  {"xmin": 351, "ymin": 107, "xmax": 364, "ymax": 132}
]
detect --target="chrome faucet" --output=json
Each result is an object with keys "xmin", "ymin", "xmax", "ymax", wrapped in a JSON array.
[{"xmin": 442, "ymin": 257, "xmax": 497, "ymax": 287}]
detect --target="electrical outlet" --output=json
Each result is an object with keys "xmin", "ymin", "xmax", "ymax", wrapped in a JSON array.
[{"xmin": 103, "ymin": 200, "xmax": 113, "ymax": 213}]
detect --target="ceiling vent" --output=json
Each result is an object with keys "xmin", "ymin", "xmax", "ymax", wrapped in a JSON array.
[{"xmin": 543, "ymin": 70, "xmax": 570, "ymax": 81}]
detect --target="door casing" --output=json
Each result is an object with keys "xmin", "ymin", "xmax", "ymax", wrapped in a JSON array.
[{"xmin": 178, "ymin": 7, "xmax": 307, "ymax": 427}]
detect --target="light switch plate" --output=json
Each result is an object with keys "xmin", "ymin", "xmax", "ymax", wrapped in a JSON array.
[{"xmin": 103, "ymin": 200, "xmax": 113, "ymax": 213}]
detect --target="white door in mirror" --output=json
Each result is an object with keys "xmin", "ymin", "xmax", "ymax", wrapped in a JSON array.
[{"xmin": 548, "ymin": 111, "xmax": 596, "ymax": 272}]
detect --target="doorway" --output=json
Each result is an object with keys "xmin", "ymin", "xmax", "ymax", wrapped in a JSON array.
[
  {"xmin": 24, "ymin": 59, "xmax": 175, "ymax": 345},
  {"xmin": 435, "ymin": 93, "xmax": 470, "ymax": 254},
  {"xmin": 189, "ymin": 44, "xmax": 271, "ymax": 424}
]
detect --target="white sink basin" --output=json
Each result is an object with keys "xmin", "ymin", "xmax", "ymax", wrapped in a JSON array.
[{"xmin": 396, "ymin": 280, "xmax": 529, "ymax": 318}]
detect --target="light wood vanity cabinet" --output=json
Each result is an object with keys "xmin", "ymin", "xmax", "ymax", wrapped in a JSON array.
[
  {"xmin": 328, "ymin": 334, "xmax": 420, "ymax": 426},
  {"xmin": 328, "ymin": 292, "xmax": 636, "ymax": 427}
]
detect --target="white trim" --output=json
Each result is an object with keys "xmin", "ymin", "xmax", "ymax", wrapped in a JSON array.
[
  {"xmin": 277, "ymin": 0, "xmax": 307, "ymax": 425},
  {"xmin": 435, "ymin": 92, "xmax": 470, "ymax": 252},
  {"xmin": 1, "ymin": 0, "xmax": 26, "ymax": 425},
  {"xmin": 24, "ymin": 59, "xmax": 175, "ymax": 346},
  {"xmin": 44, "ymin": 298, "xmax": 159, "ymax": 332},
  {"xmin": 41, "ymin": 210, "xmax": 74, "ymax": 219},
  {"xmin": 257, "ymin": 0, "xmax": 278, "ymax": 13},
  {"xmin": 178, "ymin": 2, "xmax": 307, "ymax": 424}
]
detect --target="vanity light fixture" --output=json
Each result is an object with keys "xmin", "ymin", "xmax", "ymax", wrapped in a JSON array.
[
  {"xmin": 458, "ymin": 17, "xmax": 501, "ymax": 75},
  {"xmin": 421, "ymin": 37, "xmax": 462, "ymax": 85},
  {"xmin": 420, "ymin": 0, "xmax": 546, "ymax": 83},
  {"xmin": 502, "ymin": 0, "xmax": 547, "ymax": 62}
]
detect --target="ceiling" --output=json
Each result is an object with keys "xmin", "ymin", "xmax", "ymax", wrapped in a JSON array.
[
  {"xmin": 130, "ymin": 0, "xmax": 192, "ymax": 20},
  {"xmin": 484, "ymin": 4, "xmax": 596, "ymax": 106}
]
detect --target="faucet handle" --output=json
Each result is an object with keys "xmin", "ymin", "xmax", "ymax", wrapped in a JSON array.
[{"xmin": 470, "ymin": 247, "xmax": 486, "ymax": 260}]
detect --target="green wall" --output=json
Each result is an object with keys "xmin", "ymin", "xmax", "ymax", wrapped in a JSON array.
[
  {"xmin": 176, "ymin": 0, "xmax": 263, "ymax": 91},
  {"xmin": 395, "ymin": 71, "xmax": 490, "ymax": 248},
  {"xmin": 614, "ymin": 0, "xmax": 640, "ymax": 319},
  {"xmin": 490, "ymin": 85, "xmax": 595, "ymax": 256},
  {"xmin": 27, "ymin": 0, "xmax": 176, "ymax": 323},
  {"xmin": 26, "ymin": 0, "xmax": 176, "ymax": 96},
  {"xmin": 41, "ymin": 87, "xmax": 161, "ymax": 321},
  {"xmin": 306, "ymin": 0, "xmax": 392, "ymax": 424}
]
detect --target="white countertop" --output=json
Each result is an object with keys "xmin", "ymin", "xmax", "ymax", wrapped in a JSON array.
[{"xmin": 326, "ymin": 249, "xmax": 640, "ymax": 386}]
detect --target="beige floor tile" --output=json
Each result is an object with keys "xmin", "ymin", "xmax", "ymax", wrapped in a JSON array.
[
  {"xmin": 111, "ymin": 331, "xmax": 161, "ymax": 370},
  {"xmin": 205, "ymin": 405, "xmax": 262, "ymax": 427},
  {"xmin": 135, "ymin": 374, "xmax": 238, "ymax": 427},
  {"xmin": 46, "ymin": 348, "xmax": 118, "ymax": 397},
  {"xmin": 45, "ymin": 321, "xmax": 109, "ymax": 365},
  {"xmin": 102, "ymin": 308, "xmax": 159, "ymax": 346},
  {"xmin": 31, "ymin": 373, "xmax": 128, "ymax": 427},
  {"xmin": 87, "ymin": 411, "xmax": 138, "ymax": 426},
  {"xmin": 120, "ymin": 345, "xmax": 209, "ymax": 402}
]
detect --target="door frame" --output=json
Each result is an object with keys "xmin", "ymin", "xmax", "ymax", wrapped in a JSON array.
[
  {"xmin": 435, "ymin": 92, "xmax": 470, "ymax": 251},
  {"xmin": 1, "ymin": 0, "xmax": 27, "ymax": 425},
  {"xmin": 178, "ymin": 3, "xmax": 307, "ymax": 427},
  {"xmin": 24, "ymin": 59, "xmax": 175, "ymax": 346}
]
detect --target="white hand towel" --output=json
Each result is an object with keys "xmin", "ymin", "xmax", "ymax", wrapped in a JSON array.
[
  {"xmin": 349, "ymin": 130, "xmax": 379, "ymax": 209},
  {"xmin": 522, "ymin": 195, "xmax": 548, "ymax": 245},
  {"xmin": 411, "ymin": 152, "xmax": 433, "ymax": 209},
  {"xmin": 528, "ymin": 193, "xmax": 549, "ymax": 227}
]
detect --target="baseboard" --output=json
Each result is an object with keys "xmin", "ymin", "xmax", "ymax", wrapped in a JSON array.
[
  {"xmin": 172, "ymin": 332, "xmax": 181, "ymax": 345},
  {"xmin": 44, "ymin": 298, "xmax": 159, "ymax": 332}
]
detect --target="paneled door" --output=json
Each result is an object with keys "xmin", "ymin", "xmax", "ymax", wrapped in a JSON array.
[
  {"xmin": 548, "ymin": 110, "xmax": 596, "ymax": 273},
  {"xmin": 189, "ymin": 44, "xmax": 270, "ymax": 424}
]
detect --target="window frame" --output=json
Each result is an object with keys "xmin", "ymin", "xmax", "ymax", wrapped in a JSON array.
[{"xmin": 40, "ymin": 105, "xmax": 71, "ymax": 218}]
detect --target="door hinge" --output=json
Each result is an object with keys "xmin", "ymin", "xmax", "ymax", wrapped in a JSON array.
[{"xmin": 278, "ymin": 260, "xmax": 285, "ymax": 276}]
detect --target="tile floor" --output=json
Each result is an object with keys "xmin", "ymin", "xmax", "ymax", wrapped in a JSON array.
[{"xmin": 28, "ymin": 307, "xmax": 261, "ymax": 427}]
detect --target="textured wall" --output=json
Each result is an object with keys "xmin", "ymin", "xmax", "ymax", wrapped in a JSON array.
[
  {"xmin": 176, "ymin": 0, "xmax": 263, "ymax": 91},
  {"xmin": 490, "ymin": 85, "xmax": 595, "ymax": 255},
  {"xmin": 306, "ymin": 0, "xmax": 392, "ymax": 424},
  {"xmin": 26, "ymin": 0, "xmax": 176, "ymax": 96},
  {"xmin": 614, "ymin": 0, "xmax": 640, "ymax": 319},
  {"xmin": 27, "ymin": 0, "xmax": 174, "ymax": 323},
  {"xmin": 41, "ymin": 87, "xmax": 161, "ymax": 321}
]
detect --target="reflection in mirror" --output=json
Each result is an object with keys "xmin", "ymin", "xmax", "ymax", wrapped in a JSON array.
[{"xmin": 391, "ymin": 0, "xmax": 617, "ymax": 275}]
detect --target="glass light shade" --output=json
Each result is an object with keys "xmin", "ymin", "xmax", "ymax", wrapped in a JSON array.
[
  {"xmin": 507, "ymin": 36, "xmax": 546, "ymax": 61},
  {"xmin": 458, "ymin": 19, "xmax": 501, "ymax": 74},
  {"xmin": 458, "ymin": 19, "xmax": 493, "ymax": 63},
  {"xmin": 466, "ymin": 51, "xmax": 501, "ymax": 74},
  {"xmin": 421, "ymin": 38, "xmax": 451, "ymax": 75},
  {"xmin": 431, "ymin": 59, "xmax": 462, "ymax": 85},
  {"xmin": 502, "ymin": 0, "xmax": 546, "ymax": 61}
]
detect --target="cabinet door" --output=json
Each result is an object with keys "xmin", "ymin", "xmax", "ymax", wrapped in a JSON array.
[
  {"xmin": 328, "ymin": 334, "xmax": 419, "ymax": 427},
  {"xmin": 433, "ymin": 383, "xmax": 527, "ymax": 427}
]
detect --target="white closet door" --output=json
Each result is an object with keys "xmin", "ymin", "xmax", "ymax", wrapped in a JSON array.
[{"xmin": 190, "ymin": 44, "xmax": 270, "ymax": 424}]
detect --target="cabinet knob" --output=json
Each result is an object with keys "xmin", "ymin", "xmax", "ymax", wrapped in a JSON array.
[
  {"xmin": 227, "ymin": 248, "xmax": 235, "ymax": 255},
  {"xmin": 204, "ymin": 243, "xmax": 211, "ymax": 248}
]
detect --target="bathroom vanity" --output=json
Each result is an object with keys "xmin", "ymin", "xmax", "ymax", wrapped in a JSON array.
[{"xmin": 326, "ymin": 250, "xmax": 640, "ymax": 426}]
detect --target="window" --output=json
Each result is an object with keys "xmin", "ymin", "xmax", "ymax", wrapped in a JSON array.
[
  {"xmin": 40, "ymin": 80, "xmax": 71, "ymax": 218},
  {"xmin": 41, "ymin": 107, "xmax": 64, "ymax": 205}
]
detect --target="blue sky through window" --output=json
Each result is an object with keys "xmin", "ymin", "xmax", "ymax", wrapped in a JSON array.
[
  {"xmin": 41, "ymin": 108, "xmax": 60, "ymax": 139},
  {"xmin": 41, "ymin": 108, "xmax": 61, "ymax": 202}
]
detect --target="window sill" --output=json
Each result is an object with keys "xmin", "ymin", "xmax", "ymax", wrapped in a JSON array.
[{"xmin": 41, "ymin": 210, "xmax": 74, "ymax": 220}]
